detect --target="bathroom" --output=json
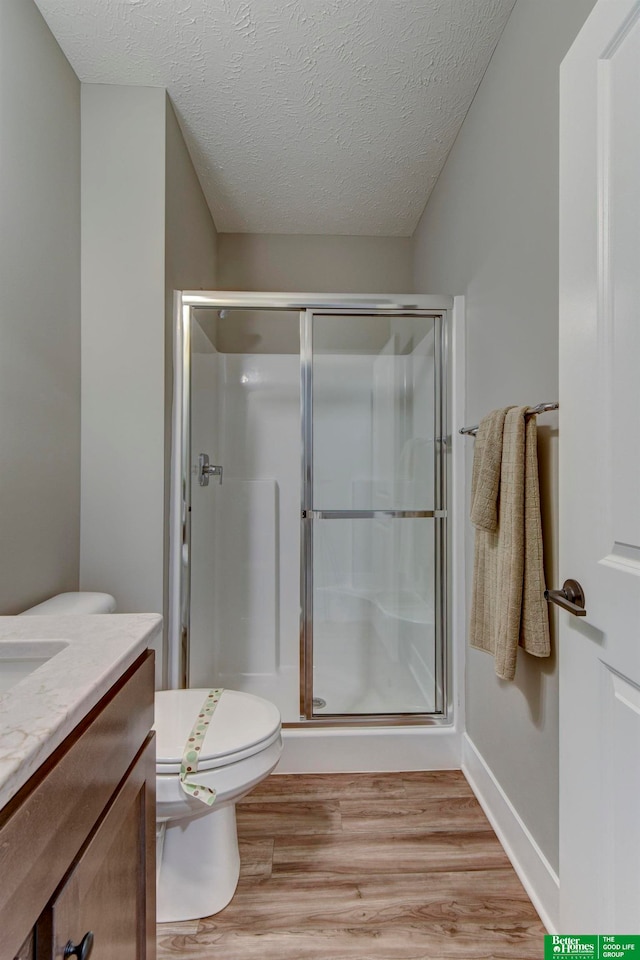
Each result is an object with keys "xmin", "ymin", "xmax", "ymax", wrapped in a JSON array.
[{"xmin": 3, "ymin": 0, "xmax": 639, "ymax": 953}]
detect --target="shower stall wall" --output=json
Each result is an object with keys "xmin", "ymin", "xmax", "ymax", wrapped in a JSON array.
[
  {"xmin": 189, "ymin": 333, "xmax": 301, "ymax": 715},
  {"xmin": 170, "ymin": 293, "xmax": 456, "ymax": 742}
]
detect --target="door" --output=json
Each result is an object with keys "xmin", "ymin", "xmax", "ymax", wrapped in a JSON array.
[
  {"xmin": 301, "ymin": 311, "xmax": 446, "ymax": 718},
  {"xmin": 186, "ymin": 308, "xmax": 302, "ymax": 713},
  {"xmin": 559, "ymin": 0, "xmax": 640, "ymax": 932}
]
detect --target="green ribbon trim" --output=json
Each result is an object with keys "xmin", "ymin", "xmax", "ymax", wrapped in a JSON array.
[{"xmin": 179, "ymin": 688, "xmax": 224, "ymax": 806}]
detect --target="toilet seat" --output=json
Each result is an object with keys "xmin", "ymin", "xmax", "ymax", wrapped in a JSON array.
[{"xmin": 155, "ymin": 688, "xmax": 281, "ymax": 774}]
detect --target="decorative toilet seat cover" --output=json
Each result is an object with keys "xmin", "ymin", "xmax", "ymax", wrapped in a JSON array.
[
  {"xmin": 179, "ymin": 688, "xmax": 224, "ymax": 806},
  {"xmin": 154, "ymin": 687, "xmax": 281, "ymax": 772}
]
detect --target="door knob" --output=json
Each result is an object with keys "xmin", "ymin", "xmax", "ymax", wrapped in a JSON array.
[
  {"xmin": 64, "ymin": 932, "xmax": 94, "ymax": 960},
  {"xmin": 544, "ymin": 579, "xmax": 587, "ymax": 617}
]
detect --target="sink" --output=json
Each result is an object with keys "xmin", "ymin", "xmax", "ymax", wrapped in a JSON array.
[{"xmin": 0, "ymin": 641, "xmax": 69, "ymax": 694}]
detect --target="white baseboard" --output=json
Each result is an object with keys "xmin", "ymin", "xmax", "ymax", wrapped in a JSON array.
[
  {"xmin": 462, "ymin": 733, "xmax": 559, "ymax": 933},
  {"xmin": 278, "ymin": 726, "xmax": 461, "ymax": 773}
]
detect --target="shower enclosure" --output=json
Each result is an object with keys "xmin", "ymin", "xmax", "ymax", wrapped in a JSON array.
[{"xmin": 170, "ymin": 293, "xmax": 451, "ymax": 727}]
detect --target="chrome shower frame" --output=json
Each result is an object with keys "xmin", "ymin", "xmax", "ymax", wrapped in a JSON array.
[{"xmin": 169, "ymin": 291, "xmax": 454, "ymax": 727}]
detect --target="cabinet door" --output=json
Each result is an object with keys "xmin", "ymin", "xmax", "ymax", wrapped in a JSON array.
[
  {"xmin": 38, "ymin": 736, "xmax": 155, "ymax": 960},
  {"xmin": 12, "ymin": 932, "xmax": 34, "ymax": 960}
]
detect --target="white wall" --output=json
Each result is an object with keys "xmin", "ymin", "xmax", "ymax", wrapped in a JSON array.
[
  {"xmin": 412, "ymin": 0, "xmax": 595, "ymax": 878},
  {"xmin": 0, "ymin": 0, "xmax": 81, "ymax": 613},
  {"xmin": 219, "ymin": 233, "xmax": 413, "ymax": 293},
  {"xmin": 189, "ymin": 336, "xmax": 301, "ymax": 717}
]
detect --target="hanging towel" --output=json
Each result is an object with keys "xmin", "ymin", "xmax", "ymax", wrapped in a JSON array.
[
  {"xmin": 470, "ymin": 408, "xmax": 511, "ymax": 532},
  {"xmin": 469, "ymin": 407, "xmax": 550, "ymax": 680},
  {"xmin": 519, "ymin": 413, "xmax": 552, "ymax": 661}
]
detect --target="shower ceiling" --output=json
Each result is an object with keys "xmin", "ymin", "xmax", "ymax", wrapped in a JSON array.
[{"xmin": 34, "ymin": 0, "xmax": 516, "ymax": 236}]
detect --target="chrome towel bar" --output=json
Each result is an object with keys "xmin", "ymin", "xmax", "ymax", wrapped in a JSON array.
[{"xmin": 459, "ymin": 401, "xmax": 559, "ymax": 436}]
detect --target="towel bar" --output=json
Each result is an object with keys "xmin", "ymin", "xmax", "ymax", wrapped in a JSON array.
[{"xmin": 459, "ymin": 401, "xmax": 558, "ymax": 436}]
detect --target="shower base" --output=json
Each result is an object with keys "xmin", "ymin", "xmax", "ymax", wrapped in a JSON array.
[{"xmin": 312, "ymin": 619, "xmax": 436, "ymax": 716}]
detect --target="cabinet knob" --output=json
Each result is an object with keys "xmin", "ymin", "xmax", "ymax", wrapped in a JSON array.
[{"xmin": 64, "ymin": 932, "xmax": 94, "ymax": 960}]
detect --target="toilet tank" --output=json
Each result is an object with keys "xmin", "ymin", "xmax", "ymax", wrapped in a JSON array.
[{"xmin": 20, "ymin": 592, "xmax": 117, "ymax": 615}]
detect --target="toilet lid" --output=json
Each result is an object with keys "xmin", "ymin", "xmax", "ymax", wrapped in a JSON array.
[{"xmin": 154, "ymin": 688, "xmax": 281, "ymax": 771}]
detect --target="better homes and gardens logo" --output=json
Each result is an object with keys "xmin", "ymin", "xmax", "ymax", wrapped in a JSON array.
[{"xmin": 544, "ymin": 936, "xmax": 640, "ymax": 959}]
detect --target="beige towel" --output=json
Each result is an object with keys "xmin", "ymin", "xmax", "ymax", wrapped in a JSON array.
[
  {"xmin": 469, "ymin": 406, "xmax": 551, "ymax": 680},
  {"xmin": 470, "ymin": 407, "xmax": 510, "ymax": 532}
]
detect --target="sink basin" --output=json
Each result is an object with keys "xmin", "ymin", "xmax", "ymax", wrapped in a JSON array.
[{"xmin": 0, "ymin": 641, "xmax": 69, "ymax": 694}]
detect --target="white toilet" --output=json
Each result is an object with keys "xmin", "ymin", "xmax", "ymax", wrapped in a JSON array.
[
  {"xmin": 20, "ymin": 591, "xmax": 117, "ymax": 615},
  {"xmin": 20, "ymin": 592, "xmax": 283, "ymax": 922},
  {"xmin": 154, "ymin": 687, "xmax": 282, "ymax": 921}
]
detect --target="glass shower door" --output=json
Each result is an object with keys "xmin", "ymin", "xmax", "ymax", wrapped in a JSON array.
[{"xmin": 301, "ymin": 312, "xmax": 445, "ymax": 719}]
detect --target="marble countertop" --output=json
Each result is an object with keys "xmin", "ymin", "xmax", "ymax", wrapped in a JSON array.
[{"xmin": 0, "ymin": 614, "xmax": 162, "ymax": 812}]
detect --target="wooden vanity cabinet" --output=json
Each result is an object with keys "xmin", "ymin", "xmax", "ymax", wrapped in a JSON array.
[
  {"xmin": 0, "ymin": 651, "xmax": 155, "ymax": 960},
  {"xmin": 36, "ymin": 738, "xmax": 154, "ymax": 960}
]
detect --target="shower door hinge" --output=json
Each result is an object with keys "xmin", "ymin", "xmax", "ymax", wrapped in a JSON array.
[{"xmin": 198, "ymin": 453, "xmax": 223, "ymax": 486}]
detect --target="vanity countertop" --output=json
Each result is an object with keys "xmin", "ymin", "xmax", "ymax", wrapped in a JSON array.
[{"xmin": 0, "ymin": 614, "xmax": 162, "ymax": 813}]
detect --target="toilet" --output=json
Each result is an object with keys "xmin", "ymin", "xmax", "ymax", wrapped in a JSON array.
[
  {"xmin": 20, "ymin": 592, "xmax": 283, "ymax": 922},
  {"xmin": 20, "ymin": 591, "xmax": 117, "ymax": 615},
  {"xmin": 154, "ymin": 687, "xmax": 282, "ymax": 921}
]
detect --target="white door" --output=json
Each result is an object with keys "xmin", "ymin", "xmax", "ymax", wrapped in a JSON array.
[{"xmin": 559, "ymin": 0, "xmax": 640, "ymax": 933}]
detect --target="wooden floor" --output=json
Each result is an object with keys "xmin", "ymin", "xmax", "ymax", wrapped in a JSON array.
[{"xmin": 157, "ymin": 771, "xmax": 547, "ymax": 960}]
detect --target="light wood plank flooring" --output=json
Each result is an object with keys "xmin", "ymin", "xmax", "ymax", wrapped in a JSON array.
[{"xmin": 157, "ymin": 771, "xmax": 547, "ymax": 960}]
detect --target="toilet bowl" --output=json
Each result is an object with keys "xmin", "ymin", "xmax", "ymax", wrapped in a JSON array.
[
  {"xmin": 155, "ymin": 687, "xmax": 282, "ymax": 921},
  {"xmin": 20, "ymin": 592, "xmax": 283, "ymax": 923}
]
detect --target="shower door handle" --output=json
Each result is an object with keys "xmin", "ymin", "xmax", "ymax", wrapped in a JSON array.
[
  {"xmin": 301, "ymin": 509, "xmax": 436, "ymax": 520},
  {"xmin": 198, "ymin": 453, "xmax": 223, "ymax": 486}
]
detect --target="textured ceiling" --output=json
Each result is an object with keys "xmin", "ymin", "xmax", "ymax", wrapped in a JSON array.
[{"xmin": 34, "ymin": 0, "xmax": 516, "ymax": 236}]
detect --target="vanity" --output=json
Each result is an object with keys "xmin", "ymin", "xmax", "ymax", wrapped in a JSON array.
[{"xmin": 0, "ymin": 614, "xmax": 162, "ymax": 960}]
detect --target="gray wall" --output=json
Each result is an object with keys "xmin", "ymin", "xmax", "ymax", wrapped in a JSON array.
[
  {"xmin": 0, "ymin": 0, "xmax": 81, "ymax": 613},
  {"xmin": 218, "ymin": 232, "xmax": 413, "ymax": 354},
  {"xmin": 412, "ymin": 0, "xmax": 595, "ymax": 872},
  {"xmin": 80, "ymin": 85, "xmax": 166, "ymax": 635},
  {"xmin": 165, "ymin": 97, "xmax": 219, "ymax": 304},
  {"xmin": 80, "ymin": 87, "xmax": 217, "ymax": 685},
  {"xmin": 164, "ymin": 97, "xmax": 218, "ymax": 679},
  {"xmin": 219, "ymin": 233, "xmax": 413, "ymax": 293}
]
